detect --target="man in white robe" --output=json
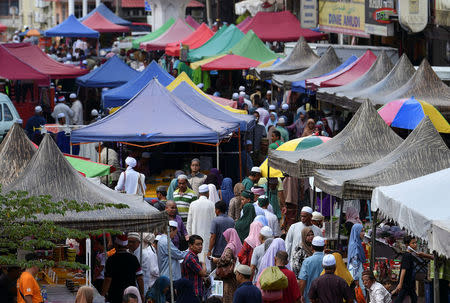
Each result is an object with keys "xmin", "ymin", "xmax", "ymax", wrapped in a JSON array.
[
  {"xmin": 70, "ymin": 93, "xmax": 83, "ymax": 125},
  {"xmin": 128, "ymin": 233, "xmax": 159, "ymax": 292},
  {"xmin": 115, "ymin": 157, "xmax": 146, "ymax": 195}
]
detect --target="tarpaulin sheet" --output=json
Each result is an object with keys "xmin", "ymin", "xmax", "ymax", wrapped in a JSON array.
[
  {"xmin": 240, "ymin": 11, "xmax": 327, "ymax": 42},
  {"xmin": 185, "ymin": 15, "xmax": 201, "ymax": 29},
  {"xmin": 0, "ymin": 45, "xmax": 48, "ymax": 81},
  {"xmin": 201, "ymin": 54, "xmax": 261, "ymax": 71},
  {"xmin": 166, "ymin": 23, "xmax": 214, "ymax": 57},
  {"xmin": 45, "ymin": 15, "xmax": 100, "ymax": 38},
  {"xmin": 76, "ymin": 55, "xmax": 140, "ymax": 88},
  {"xmin": 72, "ymin": 79, "xmax": 238, "ymax": 143},
  {"xmin": 102, "ymin": 60, "xmax": 174, "ymax": 108},
  {"xmin": 229, "ymin": 30, "xmax": 278, "ymax": 62},
  {"xmin": 79, "ymin": 3, "xmax": 131, "ymax": 25},
  {"xmin": 141, "ymin": 19, "xmax": 193, "ymax": 51},
  {"xmin": 82, "ymin": 12, "xmax": 129, "ymax": 33},
  {"xmin": 132, "ymin": 18, "xmax": 175, "ymax": 49}
]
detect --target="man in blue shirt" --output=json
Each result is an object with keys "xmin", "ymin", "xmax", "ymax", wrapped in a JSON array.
[
  {"xmin": 157, "ymin": 220, "xmax": 187, "ymax": 280},
  {"xmin": 233, "ymin": 264, "xmax": 262, "ymax": 303},
  {"xmin": 298, "ymin": 236, "xmax": 325, "ymax": 303},
  {"xmin": 25, "ymin": 106, "xmax": 46, "ymax": 144},
  {"xmin": 208, "ymin": 201, "xmax": 235, "ymax": 259}
]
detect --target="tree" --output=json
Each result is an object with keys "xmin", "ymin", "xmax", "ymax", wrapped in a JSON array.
[{"xmin": 0, "ymin": 187, "xmax": 127, "ymax": 269}]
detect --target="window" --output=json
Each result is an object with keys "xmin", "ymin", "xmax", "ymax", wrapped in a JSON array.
[
  {"xmin": 0, "ymin": 0, "xmax": 19, "ymax": 17},
  {"xmin": 4, "ymin": 104, "xmax": 13, "ymax": 121}
]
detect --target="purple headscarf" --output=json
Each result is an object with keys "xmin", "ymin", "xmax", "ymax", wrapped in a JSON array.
[
  {"xmin": 257, "ymin": 238, "xmax": 289, "ymax": 281},
  {"xmin": 209, "ymin": 168, "xmax": 223, "ymax": 187}
]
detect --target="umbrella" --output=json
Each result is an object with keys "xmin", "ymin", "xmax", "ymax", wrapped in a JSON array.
[
  {"xmin": 260, "ymin": 135, "xmax": 331, "ymax": 177},
  {"xmin": 26, "ymin": 29, "xmax": 42, "ymax": 37},
  {"xmin": 378, "ymin": 97, "xmax": 450, "ymax": 133}
]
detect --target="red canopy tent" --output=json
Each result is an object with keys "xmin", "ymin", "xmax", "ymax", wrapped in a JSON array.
[
  {"xmin": 165, "ymin": 23, "xmax": 214, "ymax": 57},
  {"xmin": 0, "ymin": 45, "xmax": 48, "ymax": 81},
  {"xmin": 3, "ymin": 43, "xmax": 89, "ymax": 79},
  {"xmin": 0, "ymin": 23, "xmax": 7, "ymax": 32},
  {"xmin": 201, "ymin": 54, "xmax": 261, "ymax": 71},
  {"xmin": 82, "ymin": 12, "xmax": 129, "ymax": 33},
  {"xmin": 240, "ymin": 11, "xmax": 327, "ymax": 42},
  {"xmin": 141, "ymin": 19, "xmax": 194, "ymax": 51}
]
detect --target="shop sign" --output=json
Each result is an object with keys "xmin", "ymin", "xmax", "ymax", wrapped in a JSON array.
[
  {"xmin": 300, "ymin": 0, "xmax": 318, "ymax": 29},
  {"xmin": 365, "ymin": 0, "xmax": 395, "ymax": 36}
]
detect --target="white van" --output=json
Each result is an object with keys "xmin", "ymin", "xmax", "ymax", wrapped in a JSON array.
[{"xmin": 0, "ymin": 93, "xmax": 21, "ymax": 142}]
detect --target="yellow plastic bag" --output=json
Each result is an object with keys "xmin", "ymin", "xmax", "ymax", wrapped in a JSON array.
[{"xmin": 259, "ymin": 266, "xmax": 288, "ymax": 291}]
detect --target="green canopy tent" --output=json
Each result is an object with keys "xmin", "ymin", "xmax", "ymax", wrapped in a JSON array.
[{"xmin": 228, "ymin": 30, "xmax": 278, "ymax": 63}]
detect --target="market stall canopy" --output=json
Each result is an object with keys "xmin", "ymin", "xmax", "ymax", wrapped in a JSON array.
[
  {"xmin": 201, "ymin": 54, "xmax": 261, "ymax": 70},
  {"xmin": 132, "ymin": 18, "xmax": 175, "ymax": 49},
  {"xmin": 188, "ymin": 24, "xmax": 244, "ymax": 62},
  {"xmin": 185, "ymin": 15, "xmax": 201, "ymax": 29},
  {"xmin": 165, "ymin": 23, "xmax": 214, "ymax": 57},
  {"xmin": 141, "ymin": 19, "xmax": 194, "ymax": 51},
  {"xmin": 102, "ymin": 60, "xmax": 174, "ymax": 108},
  {"xmin": 314, "ymin": 118, "xmax": 450, "ymax": 199},
  {"xmin": 268, "ymin": 100, "xmax": 403, "ymax": 178},
  {"xmin": 82, "ymin": 12, "xmax": 130, "ymax": 33},
  {"xmin": 171, "ymin": 81, "xmax": 254, "ymax": 131},
  {"xmin": 79, "ymin": 3, "xmax": 131, "ymax": 25},
  {"xmin": 45, "ymin": 15, "xmax": 100, "ymax": 38},
  {"xmin": 0, "ymin": 45, "xmax": 49, "ymax": 81},
  {"xmin": 371, "ymin": 168, "xmax": 450, "ymax": 257},
  {"xmin": 73, "ymin": 79, "xmax": 238, "ymax": 143},
  {"xmin": 237, "ymin": 16, "xmax": 252, "ymax": 29},
  {"xmin": 76, "ymin": 55, "xmax": 140, "ymax": 88},
  {"xmin": 239, "ymin": 11, "xmax": 327, "ymax": 42},
  {"xmin": 25, "ymin": 29, "xmax": 42, "ymax": 37},
  {"xmin": 272, "ymin": 46, "xmax": 341, "ymax": 88},
  {"xmin": 0, "ymin": 123, "xmax": 36, "ymax": 186},
  {"xmin": 0, "ymin": 23, "xmax": 6, "ymax": 32},
  {"xmin": 4, "ymin": 134, "xmax": 166, "ymax": 232},
  {"xmin": 228, "ymin": 30, "xmax": 278, "ymax": 62},
  {"xmin": 255, "ymin": 37, "xmax": 319, "ymax": 80},
  {"xmin": 3, "ymin": 43, "xmax": 89, "ymax": 79}
]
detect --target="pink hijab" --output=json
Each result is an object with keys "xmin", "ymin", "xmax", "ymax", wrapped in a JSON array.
[
  {"xmin": 244, "ymin": 221, "xmax": 263, "ymax": 249},
  {"xmin": 223, "ymin": 228, "xmax": 243, "ymax": 258},
  {"xmin": 346, "ymin": 207, "xmax": 362, "ymax": 225}
]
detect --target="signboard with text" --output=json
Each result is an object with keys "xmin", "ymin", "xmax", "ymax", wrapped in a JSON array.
[
  {"xmin": 365, "ymin": 0, "xmax": 395, "ymax": 36},
  {"xmin": 301, "ymin": 0, "xmax": 318, "ymax": 29}
]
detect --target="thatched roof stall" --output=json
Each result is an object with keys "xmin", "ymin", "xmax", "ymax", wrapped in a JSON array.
[
  {"xmin": 4, "ymin": 134, "xmax": 167, "ymax": 232},
  {"xmin": 317, "ymin": 51, "xmax": 393, "ymax": 109},
  {"xmin": 0, "ymin": 123, "xmax": 36, "ymax": 187},
  {"xmin": 271, "ymin": 46, "xmax": 341, "ymax": 88},
  {"xmin": 314, "ymin": 118, "xmax": 450, "ymax": 199},
  {"xmin": 254, "ymin": 37, "xmax": 319, "ymax": 80},
  {"xmin": 267, "ymin": 100, "xmax": 403, "ymax": 178}
]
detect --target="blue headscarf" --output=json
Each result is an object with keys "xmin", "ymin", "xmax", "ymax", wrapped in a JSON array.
[
  {"xmin": 266, "ymin": 112, "xmax": 278, "ymax": 131},
  {"xmin": 174, "ymin": 278, "xmax": 199, "ymax": 303},
  {"xmin": 221, "ymin": 178, "xmax": 234, "ymax": 206},
  {"xmin": 254, "ymin": 215, "xmax": 268, "ymax": 226},
  {"xmin": 146, "ymin": 276, "xmax": 170, "ymax": 303},
  {"xmin": 348, "ymin": 224, "xmax": 366, "ymax": 263}
]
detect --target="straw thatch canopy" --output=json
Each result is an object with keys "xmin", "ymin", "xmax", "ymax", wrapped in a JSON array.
[
  {"xmin": 255, "ymin": 37, "xmax": 319, "ymax": 80},
  {"xmin": 314, "ymin": 117, "xmax": 450, "ymax": 199},
  {"xmin": 0, "ymin": 123, "xmax": 36, "ymax": 187},
  {"xmin": 272, "ymin": 46, "xmax": 341, "ymax": 88},
  {"xmin": 267, "ymin": 100, "xmax": 403, "ymax": 178},
  {"xmin": 4, "ymin": 134, "xmax": 167, "ymax": 232},
  {"xmin": 317, "ymin": 51, "xmax": 393, "ymax": 109}
]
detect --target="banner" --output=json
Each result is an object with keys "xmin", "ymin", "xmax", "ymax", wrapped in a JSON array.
[
  {"xmin": 319, "ymin": 0, "xmax": 369, "ymax": 37},
  {"xmin": 365, "ymin": 0, "xmax": 395, "ymax": 36},
  {"xmin": 301, "ymin": 0, "xmax": 318, "ymax": 29}
]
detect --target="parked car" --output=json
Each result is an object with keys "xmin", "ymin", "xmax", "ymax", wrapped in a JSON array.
[{"xmin": 0, "ymin": 93, "xmax": 21, "ymax": 142}]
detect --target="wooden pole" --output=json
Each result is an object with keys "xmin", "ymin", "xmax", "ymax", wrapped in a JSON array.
[
  {"xmin": 370, "ymin": 211, "xmax": 378, "ymax": 271},
  {"xmin": 433, "ymin": 252, "xmax": 440, "ymax": 303}
]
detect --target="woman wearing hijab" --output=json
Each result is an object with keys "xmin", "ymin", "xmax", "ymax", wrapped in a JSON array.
[
  {"xmin": 291, "ymin": 227, "xmax": 314, "ymax": 277},
  {"xmin": 174, "ymin": 278, "xmax": 199, "ymax": 303},
  {"xmin": 301, "ymin": 119, "xmax": 316, "ymax": 137},
  {"xmin": 145, "ymin": 276, "xmax": 170, "ymax": 303},
  {"xmin": 207, "ymin": 183, "xmax": 221, "ymax": 203},
  {"xmin": 321, "ymin": 252, "xmax": 354, "ymax": 287},
  {"xmin": 235, "ymin": 203, "xmax": 257, "ymax": 242},
  {"xmin": 220, "ymin": 178, "xmax": 234, "ymax": 206},
  {"xmin": 209, "ymin": 168, "xmax": 223, "ymax": 187},
  {"xmin": 266, "ymin": 112, "xmax": 278, "ymax": 132},
  {"xmin": 228, "ymin": 183, "xmax": 245, "ymax": 221},
  {"xmin": 256, "ymin": 238, "xmax": 288, "ymax": 282},
  {"xmin": 348, "ymin": 224, "xmax": 366, "ymax": 293},
  {"xmin": 124, "ymin": 286, "xmax": 142, "ymax": 303},
  {"xmin": 345, "ymin": 206, "xmax": 362, "ymax": 233},
  {"xmin": 238, "ymin": 221, "xmax": 263, "ymax": 266},
  {"xmin": 75, "ymin": 286, "xmax": 94, "ymax": 303}
]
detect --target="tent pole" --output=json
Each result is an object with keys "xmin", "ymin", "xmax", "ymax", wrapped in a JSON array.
[
  {"xmin": 139, "ymin": 232, "xmax": 143, "ymax": 266},
  {"xmin": 238, "ymin": 128, "xmax": 242, "ymax": 181},
  {"xmin": 167, "ymin": 223, "xmax": 174, "ymax": 303},
  {"xmin": 433, "ymin": 252, "xmax": 440, "ymax": 303},
  {"xmin": 370, "ymin": 211, "xmax": 378, "ymax": 271},
  {"xmin": 216, "ymin": 142, "xmax": 219, "ymax": 171},
  {"xmin": 336, "ymin": 198, "xmax": 343, "ymax": 250}
]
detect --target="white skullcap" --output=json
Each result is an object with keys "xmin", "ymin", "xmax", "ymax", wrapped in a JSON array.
[
  {"xmin": 235, "ymin": 264, "xmax": 252, "ymax": 276},
  {"xmin": 35, "ymin": 106, "xmax": 43, "ymax": 113},
  {"xmin": 251, "ymin": 167, "xmax": 261, "ymax": 173},
  {"xmin": 197, "ymin": 83, "xmax": 204, "ymax": 89},
  {"xmin": 141, "ymin": 152, "xmax": 151, "ymax": 158},
  {"xmin": 125, "ymin": 156, "xmax": 137, "ymax": 168},
  {"xmin": 269, "ymin": 104, "xmax": 276, "ymax": 110},
  {"xmin": 266, "ymin": 90, "xmax": 272, "ymax": 94},
  {"xmin": 312, "ymin": 211, "xmax": 324, "ymax": 221},
  {"xmin": 312, "ymin": 236, "xmax": 325, "ymax": 247},
  {"xmin": 69, "ymin": 93, "xmax": 77, "ymax": 99},
  {"xmin": 169, "ymin": 220, "xmax": 178, "ymax": 228},
  {"xmin": 246, "ymin": 140, "xmax": 252, "ymax": 145},
  {"xmin": 82, "ymin": 60, "xmax": 88, "ymax": 64},
  {"xmin": 66, "ymin": 53, "xmax": 72, "ymax": 59},
  {"xmin": 199, "ymin": 184, "xmax": 209, "ymax": 193},
  {"xmin": 278, "ymin": 117, "xmax": 286, "ymax": 124},
  {"xmin": 239, "ymin": 86, "xmax": 245, "ymax": 92},
  {"xmin": 232, "ymin": 92, "xmax": 239, "ymax": 100},
  {"xmin": 282, "ymin": 103, "xmax": 289, "ymax": 110},
  {"xmin": 177, "ymin": 174, "xmax": 188, "ymax": 181},
  {"xmin": 91, "ymin": 109, "xmax": 99, "ymax": 116},
  {"xmin": 260, "ymin": 226, "xmax": 273, "ymax": 238},
  {"xmin": 127, "ymin": 232, "xmax": 141, "ymax": 241},
  {"xmin": 322, "ymin": 254, "xmax": 336, "ymax": 266},
  {"xmin": 155, "ymin": 235, "xmax": 162, "ymax": 242},
  {"xmin": 57, "ymin": 112, "xmax": 65, "ymax": 119},
  {"xmin": 301, "ymin": 206, "xmax": 313, "ymax": 214},
  {"xmin": 239, "ymin": 91, "xmax": 246, "ymax": 97},
  {"xmin": 16, "ymin": 119, "xmax": 23, "ymax": 124}
]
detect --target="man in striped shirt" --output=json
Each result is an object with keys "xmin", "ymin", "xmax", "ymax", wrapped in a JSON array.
[{"xmin": 173, "ymin": 174, "xmax": 197, "ymax": 222}]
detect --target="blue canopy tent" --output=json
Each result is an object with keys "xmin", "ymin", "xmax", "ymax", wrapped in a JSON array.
[
  {"xmin": 79, "ymin": 3, "xmax": 131, "ymax": 26},
  {"xmin": 102, "ymin": 61, "xmax": 174, "ymax": 108},
  {"xmin": 45, "ymin": 15, "xmax": 99, "ymax": 38},
  {"xmin": 291, "ymin": 55, "xmax": 358, "ymax": 93},
  {"xmin": 71, "ymin": 79, "xmax": 238, "ymax": 143},
  {"xmin": 172, "ymin": 81, "xmax": 255, "ymax": 132},
  {"xmin": 76, "ymin": 56, "xmax": 140, "ymax": 88}
]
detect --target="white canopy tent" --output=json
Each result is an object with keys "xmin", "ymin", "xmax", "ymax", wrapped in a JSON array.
[{"xmin": 371, "ymin": 168, "xmax": 450, "ymax": 258}]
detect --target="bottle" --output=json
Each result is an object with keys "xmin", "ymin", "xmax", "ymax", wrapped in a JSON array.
[{"xmin": 41, "ymin": 286, "xmax": 48, "ymax": 302}]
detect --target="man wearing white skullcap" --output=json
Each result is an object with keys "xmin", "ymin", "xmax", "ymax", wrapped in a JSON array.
[
  {"xmin": 69, "ymin": 93, "xmax": 83, "ymax": 125},
  {"xmin": 285, "ymin": 206, "xmax": 322, "ymax": 265},
  {"xmin": 250, "ymin": 226, "xmax": 274, "ymax": 282},
  {"xmin": 174, "ymin": 171, "xmax": 198, "ymax": 222},
  {"xmin": 308, "ymin": 254, "xmax": 354, "ymax": 303},
  {"xmin": 239, "ymin": 85, "xmax": 245, "ymax": 92},
  {"xmin": 51, "ymin": 95, "xmax": 74, "ymax": 125},
  {"xmin": 115, "ymin": 156, "xmax": 146, "ymax": 195},
  {"xmin": 239, "ymin": 91, "xmax": 253, "ymax": 110},
  {"xmin": 25, "ymin": 105, "xmax": 46, "ymax": 142},
  {"xmin": 158, "ymin": 221, "xmax": 187, "ymax": 281},
  {"xmin": 232, "ymin": 92, "xmax": 239, "ymax": 100},
  {"xmin": 312, "ymin": 211, "xmax": 325, "ymax": 229},
  {"xmin": 276, "ymin": 117, "xmax": 289, "ymax": 142}
]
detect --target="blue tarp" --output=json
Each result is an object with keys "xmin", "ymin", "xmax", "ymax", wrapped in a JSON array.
[
  {"xmin": 102, "ymin": 60, "xmax": 174, "ymax": 108},
  {"xmin": 76, "ymin": 56, "xmax": 140, "ymax": 88},
  {"xmin": 291, "ymin": 55, "xmax": 358, "ymax": 93},
  {"xmin": 71, "ymin": 79, "xmax": 238, "ymax": 143},
  {"xmin": 79, "ymin": 3, "xmax": 131, "ymax": 26},
  {"xmin": 172, "ymin": 81, "xmax": 255, "ymax": 132},
  {"xmin": 45, "ymin": 15, "xmax": 100, "ymax": 38}
]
